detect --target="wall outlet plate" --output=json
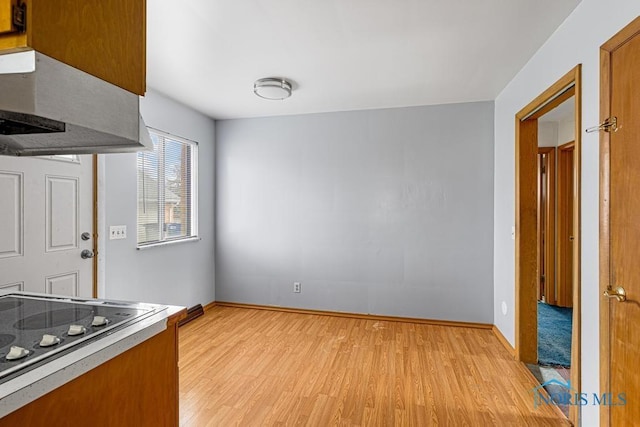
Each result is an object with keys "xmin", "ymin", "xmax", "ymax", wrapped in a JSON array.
[
  {"xmin": 293, "ymin": 282, "xmax": 301, "ymax": 293},
  {"xmin": 109, "ymin": 225, "xmax": 127, "ymax": 240}
]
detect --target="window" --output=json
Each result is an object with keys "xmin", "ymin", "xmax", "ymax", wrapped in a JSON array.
[
  {"xmin": 46, "ymin": 154, "xmax": 80, "ymax": 163},
  {"xmin": 137, "ymin": 129, "xmax": 198, "ymax": 247}
]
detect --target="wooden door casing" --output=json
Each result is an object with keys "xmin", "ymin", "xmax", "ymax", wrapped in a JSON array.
[{"xmin": 516, "ymin": 65, "xmax": 582, "ymax": 425}]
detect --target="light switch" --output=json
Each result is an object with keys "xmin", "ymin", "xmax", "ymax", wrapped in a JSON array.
[{"xmin": 109, "ymin": 225, "xmax": 127, "ymax": 240}]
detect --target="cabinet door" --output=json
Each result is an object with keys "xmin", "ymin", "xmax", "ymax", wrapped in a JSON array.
[
  {"xmin": 0, "ymin": 0, "xmax": 146, "ymax": 95},
  {"xmin": 0, "ymin": 0, "xmax": 17, "ymax": 34},
  {"xmin": 30, "ymin": 0, "xmax": 146, "ymax": 95}
]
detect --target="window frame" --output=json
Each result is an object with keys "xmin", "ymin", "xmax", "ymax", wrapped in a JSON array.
[{"xmin": 136, "ymin": 127, "xmax": 199, "ymax": 249}]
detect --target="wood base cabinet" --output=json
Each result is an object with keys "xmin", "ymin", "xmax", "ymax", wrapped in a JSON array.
[{"xmin": 0, "ymin": 316, "xmax": 182, "ymax": 427}]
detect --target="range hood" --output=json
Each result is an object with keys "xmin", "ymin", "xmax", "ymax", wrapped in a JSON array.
[{"xmin": 0, "ymin": 50, "xmax": 152, "ymax": 156}]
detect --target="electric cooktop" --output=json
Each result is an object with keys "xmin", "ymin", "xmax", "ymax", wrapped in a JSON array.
[{"xmin": 0, "ymin": 293, "xmax": 166, "ymax": 384}]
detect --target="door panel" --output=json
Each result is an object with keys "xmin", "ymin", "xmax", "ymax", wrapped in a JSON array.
[
  {"xmin": 0, "ymin": 282, "xmax": 23, "ymax": 292},
  {"xmin": 0, "ymin": 155, "xmax": 93, "ymax": 297},
  {"xmin": 610, "ymin": 33, "xmax": 640, "ymax": 425},
  {"xmin": 46, "ymin": 272, "xmax": 79, "ymax": 296},
  {"xmin": 46, "ymin": 175, "xmax": 79, "ymax": 251},
  {"xmin": 0, "ymin": 171, "xmax": 22, "ymax": 258},
  {"xmin": 601, "ymin": 18, "xmax": 640, "ymax": 426}
]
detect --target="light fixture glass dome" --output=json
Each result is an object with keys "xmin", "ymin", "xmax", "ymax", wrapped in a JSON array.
[{"xmin": 254, "ymin": 78, "xmax": 292, "ymax": 100}]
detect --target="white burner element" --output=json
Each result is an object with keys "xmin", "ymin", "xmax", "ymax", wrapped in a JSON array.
[
  {"xmin": 6, "ymin": 346, "xmax": 29, "ymax": 360},
  {"xmin": 39, "ymin": 334, "xmax": 60, "ymax": 347},
  {"xmin": 67, "ymin": 325, "xmax": 87, "ymax": 336},
  {"xmin": 91, "ymin": 316, "xmax": 109, "ymax": 327}
]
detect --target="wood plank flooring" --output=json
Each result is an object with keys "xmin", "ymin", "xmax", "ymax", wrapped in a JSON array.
[{"xmin": 179, "ymin": 306, "xmax": 569, "ymax": 426}]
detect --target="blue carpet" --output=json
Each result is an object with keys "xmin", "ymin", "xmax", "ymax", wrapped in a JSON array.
[{"xmin": 538, "ymin": 302, "xmax": 572, "ymax": 367}]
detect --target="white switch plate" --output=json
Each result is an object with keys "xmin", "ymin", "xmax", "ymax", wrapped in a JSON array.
[
  {"xmin": 109, "ymin": 225, "xmax": 127, "ymax": 240},
  {"xmin": 511, "ymin": 226, "xmax": 516, "ymax": 240}
]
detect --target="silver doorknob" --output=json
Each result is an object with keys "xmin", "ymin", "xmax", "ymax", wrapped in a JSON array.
[
  {"xmin": 81, "ymin": 249, "xmax": 94, "ymax": 259},
  {"xmin": 603, "ymin": 286, "xmax": 626, "ymax": 302}
]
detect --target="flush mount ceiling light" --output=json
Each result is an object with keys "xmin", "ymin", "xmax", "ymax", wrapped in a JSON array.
[{"xmin": 254, "ymin": 78, "xmax": 292, "ymax": 100}]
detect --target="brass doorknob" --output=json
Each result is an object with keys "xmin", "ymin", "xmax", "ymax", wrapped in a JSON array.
[{"xmin": 603, "ymin": 286, "xmax": 626, "ymax": 302}]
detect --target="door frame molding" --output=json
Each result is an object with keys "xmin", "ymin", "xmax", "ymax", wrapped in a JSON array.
[
  {"xmin": 599, "ymin": 16, "xmax": 640, "ymax": 427},
  {"xmin": 92, "ymin": 154, "xmax": 99, "ymax": 298},
  {"xmin": 515, "ymin": 65, "xmax": 582, "ymax": 425}
]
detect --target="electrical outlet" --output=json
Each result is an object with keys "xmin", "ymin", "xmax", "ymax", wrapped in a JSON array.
[
  {"xmin": 293, "ymin": 282, "xmax": 301, "ymax": 293},
  {"xmin": 109, "ymin": 225, "xmax": 127, "ymax": 240}
]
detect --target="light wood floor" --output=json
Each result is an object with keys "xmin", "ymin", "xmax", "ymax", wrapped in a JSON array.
[{"xmin": 179, "ymin": 306, "xmax": 569, "ymax": 426}]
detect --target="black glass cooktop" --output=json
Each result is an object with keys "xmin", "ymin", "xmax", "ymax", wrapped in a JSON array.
[{"xmin": 0, "ymin": 294, "xmax": 165, "ymax": 384}]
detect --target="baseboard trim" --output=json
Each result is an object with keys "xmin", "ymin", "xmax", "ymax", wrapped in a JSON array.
[
  {"xmin": 203, "ymin": 301, "xmax": 217, "ymax": 312},
  {"xmin": 213, "ymin": 301, "xmax": 493, "ymax": 330},
  {"xmin": 492, "ymin": 325, "xmax": 515, "ymax": 357}
]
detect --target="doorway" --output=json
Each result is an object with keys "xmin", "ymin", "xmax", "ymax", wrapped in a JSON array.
[
  {"xmin": 599, "ymin": 16, "xmax": 640, "ymax": 427},
  {"xmin": 537, "ymin": 99, "xmax": 575, "ymax": 311},
  {"xmin": 530, "ymin": 96, "xmax": 576, "ymax": 418},
  {"xmin": 515, "ymin": 66, "xmax": 582, "ymax": 425}
]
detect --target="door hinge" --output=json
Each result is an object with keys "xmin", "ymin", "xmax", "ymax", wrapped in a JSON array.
[
  {"xmin": 540, "ymin": 275, "xmax": 545, "ymax": 283},
  {"xmin": 585, "ymin": 116, "xmax": 618, "ymax": 133},
  {"xmin": 12, "ymin": 1, "xmax": 26, "ymax": 33}
]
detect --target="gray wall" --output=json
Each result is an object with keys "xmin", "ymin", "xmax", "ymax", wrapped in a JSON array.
[
  {"xmin": 215, "ymin": 101, "xmax": 494, "ymax": 323},
  {"xmin": 101, "ymin": 90, "xmax": 215, "ymax": 307}
]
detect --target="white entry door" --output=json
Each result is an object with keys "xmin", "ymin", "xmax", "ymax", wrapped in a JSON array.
[{"xmin": 0, "ymin": 154, "xmax": 94, "ymax": 297}]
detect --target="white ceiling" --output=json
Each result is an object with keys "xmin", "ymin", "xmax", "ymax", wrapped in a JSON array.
[{"xmin": 146, "ymin": 0, "xmax": 581, "ymax": 120}]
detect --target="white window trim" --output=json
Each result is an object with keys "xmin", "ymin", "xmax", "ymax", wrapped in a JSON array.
[{"xmin": 136, "ymin": 236, "xmax": 201, "ymax": 250}]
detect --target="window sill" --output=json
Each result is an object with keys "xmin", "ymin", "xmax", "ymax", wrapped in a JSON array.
[{"xmin": 136, "ymin": 236, "xmax": 201, "ymax": 250}]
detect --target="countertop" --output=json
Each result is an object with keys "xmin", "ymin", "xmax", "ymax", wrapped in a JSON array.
[{"xmin": 0, "ymin": 296, "xmax": 185, "ymax": 418}]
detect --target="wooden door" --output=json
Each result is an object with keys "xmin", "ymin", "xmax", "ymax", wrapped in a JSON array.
[
  {"xmin": 0, "ymin": 155, "xmax": 94, "ymax": 297},
  {"xmin": 537, "ymin": 147, "xmax": 556, "ymax": 304},
  {"xmin": 556, "ymin": 142, "xmax": 574, "ymax": 308},
  {"xmin": 600, "ymin": 17, "xmax": 640, "ymax": 426}
]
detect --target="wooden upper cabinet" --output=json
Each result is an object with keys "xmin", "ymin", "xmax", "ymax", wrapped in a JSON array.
[
  {"xmin": 0, "ymin": 0, "xmax": 18, "ymax": 34},
  {"xmin": 0, "ymin": 0, "xmax": 146, "ymax": 95}
]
